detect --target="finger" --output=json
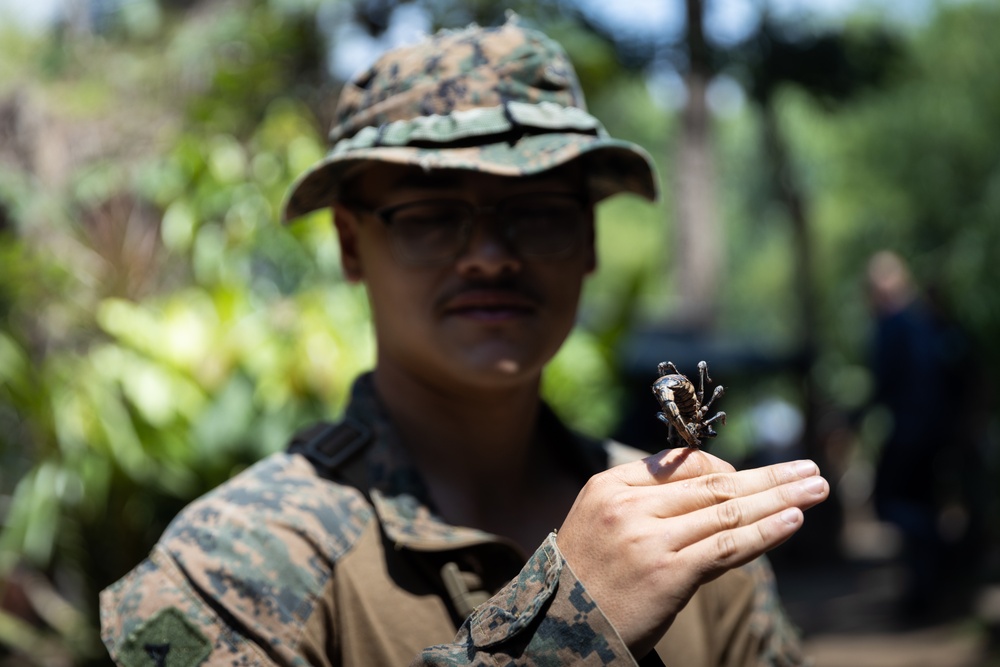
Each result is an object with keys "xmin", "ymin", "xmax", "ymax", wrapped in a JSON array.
[
  {"xmin": 665, "ymin": 474, "xmax": 829, "ymax": 552},
  {"xmin": 649, "ymin": 459, "xmax": 822, "ymax": 517},
  {"xmin": 609, "ymin": 447, "xmax": 735, "ymax": 487},
  {"xmin": 681, "ymin": 506, "xmax": 806, "ymax": 577}
]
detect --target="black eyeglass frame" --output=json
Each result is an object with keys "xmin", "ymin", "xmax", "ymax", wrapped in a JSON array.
[{"xmin": 349, "ymin": 192, "xmax": 593, "ymax": 267}]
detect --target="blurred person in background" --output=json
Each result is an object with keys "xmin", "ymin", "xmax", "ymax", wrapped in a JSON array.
[
  {"xmin": 866, "ymin": 249, "xmax": 979, "ymax": 620},
  {"xmin": 98, "ymin": 19, "xmax": 829, "ymax": 666}
]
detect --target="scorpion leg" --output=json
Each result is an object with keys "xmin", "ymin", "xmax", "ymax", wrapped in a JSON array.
[
  {"xmin": 701, "ymin": 385, "xmax": 725, "ymax": 412},
  {"xmin": 657, "ymin": 400, "xmax": 700, "ymax": 448},
  {"xmin": 656, "ymin": 413, "xmax": 680, "ymax": 446},
  {"xmin": 697, "ymin": 361, "xmax": 709, "ymax": 403},
  {"xmin": 703, "ymin": 411, "xmax": 727, "ymax": 427},
  {"xmin": 703, "ymin": 412, "xmax": 727, "ymax": 440},
  {"xmin": 657, "ymin": 361, "xmax": 680, "ymax": 377}
]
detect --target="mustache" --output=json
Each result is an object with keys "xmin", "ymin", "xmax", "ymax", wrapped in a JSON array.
[{"xmin": 434, "ymin": 277, "xmax": 543, "ymax": 309}]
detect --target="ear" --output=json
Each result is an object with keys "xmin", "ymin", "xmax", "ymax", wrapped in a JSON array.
[{"xmin": 332, "ymin": 202, "xmax": 364, "ymax": 282}]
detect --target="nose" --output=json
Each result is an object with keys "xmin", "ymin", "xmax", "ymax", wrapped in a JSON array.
[{"xmin": 454, "ymin": 220, "xmax": 522, "ymax": 277}]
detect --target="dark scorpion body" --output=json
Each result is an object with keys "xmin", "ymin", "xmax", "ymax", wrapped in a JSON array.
[{"xmin": 651, "ymin": 360, "xmax": 727, "ymax": 449}]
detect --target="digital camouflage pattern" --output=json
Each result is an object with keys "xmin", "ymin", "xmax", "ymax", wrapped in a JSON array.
[
  {"xmin": 741, "ymin": 557, "xmax": 809, "ymax": 667},
  {"xmin": 101, "ymin": 374, "xmax": 808, "ymax": 667},
  {"xmin": 282, "ymin": 17, "xmax": 657, "ymax": 222}
]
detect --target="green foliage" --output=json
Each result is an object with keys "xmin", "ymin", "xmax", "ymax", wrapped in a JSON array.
[
  {"xmin": 0, "ymin": 2, "xmax": 369, "ymax": 662},
  {"xmin": 3, "ymin": 0, "xmax": 1000, "ymax": 663},
  {"xmin": 789, "ymin": 2, "xmax": 1000, "ymax": 382}
]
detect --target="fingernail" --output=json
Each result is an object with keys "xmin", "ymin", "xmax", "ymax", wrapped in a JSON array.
[
  {"xmin": 793, "ymin": 460, "xmax": 818, "ymax": 477},
  {"xmin": 780, "ymin": 508, "xmax": 801, "ymax": 524},
  {"xmin": 801, "ymin": 476, "xmax": 827, "ymax": 494}
]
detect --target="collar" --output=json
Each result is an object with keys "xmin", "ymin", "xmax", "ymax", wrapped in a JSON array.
[{"xmin": 342, "ymin": 373, "xmax": 608, "ymax": 552}]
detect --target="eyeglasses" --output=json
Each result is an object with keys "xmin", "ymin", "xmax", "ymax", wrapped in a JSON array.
[{"xmin": 354, "ymin": 193, "xmax": 589, "ymax": 267}]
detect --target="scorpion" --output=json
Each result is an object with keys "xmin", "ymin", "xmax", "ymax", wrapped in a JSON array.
[{"xmin": 651, "ymin": 360, "xmax": 727, "ymax": 449}]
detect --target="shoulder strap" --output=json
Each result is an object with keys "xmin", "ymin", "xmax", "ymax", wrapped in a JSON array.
[{"xmin": 287, "ymin": 417, "xmax": 373, "ymax": 493}]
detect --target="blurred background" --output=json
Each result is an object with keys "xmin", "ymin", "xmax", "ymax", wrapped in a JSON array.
[{"xmin": 0, "ymin": 0, "xmax": 998, "ymax": 664}]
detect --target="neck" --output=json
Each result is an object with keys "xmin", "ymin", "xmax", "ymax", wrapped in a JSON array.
[
  {"xmin": 373, "ymin": 363, "xmax": 543, "ymax": 484},
  {"xmin": 371, "ymin": 363, "xmax": 581, "ymax": 552}
]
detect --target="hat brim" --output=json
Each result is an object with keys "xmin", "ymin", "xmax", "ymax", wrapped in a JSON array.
[{"xmin": 281, "ymin": 132, "xmax": 658, "ymax": 223}]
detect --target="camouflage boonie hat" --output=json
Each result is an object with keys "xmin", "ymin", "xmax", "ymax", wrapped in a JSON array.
[{"xmin": 282, "ymin": 17, "xmax": 658, "ymax": 222}]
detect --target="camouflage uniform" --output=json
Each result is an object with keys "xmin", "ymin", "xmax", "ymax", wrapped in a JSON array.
[
  {"xmin": 101, "ymin": 374, "xmax": 805, "ymax": 667},
  {"xmin": 101, "ymin": 18, "xmax": 808, "ymax": 667}
]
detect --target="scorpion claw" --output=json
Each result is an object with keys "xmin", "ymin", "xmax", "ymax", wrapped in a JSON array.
[{"xmin": 651, "ymin": 362, "xmax": 728, "ymax": 450}]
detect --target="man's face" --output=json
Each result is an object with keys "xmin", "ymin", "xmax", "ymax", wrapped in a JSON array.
[{"xmin": 334, "ymin": 162, "xmax": 596, "ymax": 393}]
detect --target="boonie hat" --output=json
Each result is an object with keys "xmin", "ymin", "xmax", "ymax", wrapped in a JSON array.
[{"xmin": 282, "ymin": 17, "xmax": 658, "ymax": 222}]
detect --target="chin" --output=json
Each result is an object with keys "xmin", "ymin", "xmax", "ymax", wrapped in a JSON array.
[
  {"xmin": 424, "ymin": 354, "xmax": 544, "ymax": 391},
  {"xmin": 493, "ymin": 359, "xmax": 523, "ymax": 376},
  {"xmin": 440, "ymin": 354, "xmax": 546, "ymax": 391}
]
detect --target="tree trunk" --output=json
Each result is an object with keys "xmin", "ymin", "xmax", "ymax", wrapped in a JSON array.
[
  {"xmin": 760, "ymin": 103, "xmax": 818, "ymax": 459},
  {"xmin": 672, "ymin": 0, "xmax": 723, "ymax": 329},
  {"xmin": 761, "ymin": 100, "xmax": 843, "ymax": 559}
]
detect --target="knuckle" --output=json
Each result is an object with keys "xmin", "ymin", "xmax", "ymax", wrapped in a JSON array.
[
  {"xmin": 585, "ymin": 470, "xmax": 619, "ymax": 498},
  {"xmin": 583, "ymin": 471, "xmax": 608, "ymax": 494},
  {"xmin": 705, "ymin": 473, "xmax": 736, "ymax": 501},
  {"xmin": 715, "ymin": 532, "xmax": 738, "ymax": 562},
  {"xmin": 755, "ymin": 520, "xmax": 772, "ymax": 547},
  {"xmin": 600, "ymin": 489, "xmax": 639, "ymax": 528},
  {"xmin": 716, "ymin": 500, "xmax": 743, "ymax": 530}
]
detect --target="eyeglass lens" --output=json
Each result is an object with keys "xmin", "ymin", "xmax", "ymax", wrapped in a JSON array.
[{"xmin": 383, "ymin": 195, "xmax": 585, "ymax": 265}]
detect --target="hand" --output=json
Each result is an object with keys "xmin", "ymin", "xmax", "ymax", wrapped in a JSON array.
[{"xmin": 555, "ymin": 448, "xmax": 828, "ymax": 658}]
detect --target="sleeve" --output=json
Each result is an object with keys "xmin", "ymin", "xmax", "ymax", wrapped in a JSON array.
[
  {"xmin": 100, "ymin": 453, "xmax": 370, "ymax": 667},
  {"xmin": 649, "ymin": 555, "xmax": 806, "ymax": 667},
  {"xmin": 100, "ymin": 547, "xmax": 279, "ymax": 667},
  {"xmin": 103, "ymin": 533, "xmax": 638, "ymax": 667},
  {"xmin": 413, "ymin": 533, "xmax": 639, "ymax": 667},
  {"xmin": 739, "ymin": 557, "xmax": 808, "ymax": 667},
  {"xmin": 708, "ymin": 556, "xmax": 807, "ymax": 667}
]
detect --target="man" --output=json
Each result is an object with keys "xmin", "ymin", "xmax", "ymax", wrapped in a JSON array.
[
  {"xmin": 866, "ymin": 250, "xmax": 972, "ymax": 619},
  {"xmin": 100, "ymin": 19, "xmax": 829, "ymax": 666}
]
